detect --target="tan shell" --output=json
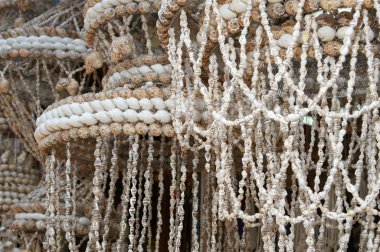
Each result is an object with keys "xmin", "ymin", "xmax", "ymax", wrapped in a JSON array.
[
  {"xmin": 323, "ymin": 41, "xmax": 342, "ymax": 57},
  {"xmin": 271, "ymin": 25, "xmax": 284, "ymax": 40},
  {"xmin": 135, "ymin": 122, "xmax": 148, "ymax": 135},
  {"xmin": 123, "ymin": 123, "xmax": 136, "ymax": 135},
  {"xmin": 336, "ymin": 11, "xmax": 353, "ymax": 26},
  {"xmin": 364, "ymin": 0, "xmax": 373, "ymax": 8},
  {"xmin": 149, "ymin": 123, "xmax": 162, "ymax": 136},
  {"xmin": 320, "ymin": 0, "xmax": 341, "ymax": 13},
  {"xmin": 342, "ymin": 0, "xmax": 357, "ymax": 8},
  {"xmin": 85, "ymin": 51, "xmax": 104, "ymax": 74},
  {"xmin": 285, "ymin": 0, "xmax": 297, "ymax": 16},
  {"xmin": 110, "ymin": 35, "xmax": 135, "ymax": 63},
  {"xmin": 316, "ymin": 13, "xmax": 336, "ymax": 26},
  {"xmin": 56, "ymin": 78, "xmax": 79, "ymax": 96},
  {"xmin": 268, "ymin": 3, "xmax": 285, "ymax": 20},
  {"xmin": 304, "ymin": 0, "xmax": 320, "ymax": 13},
  {"xmin": 0, "ymin": 78, "xmax": 10, "ymax": 94},
  {"xmin": 227, "ymin": 18, "xmax": 240, "ymax": 34},
  {"xmin": 281, "ymin": 19, "xmax": 296, "ymax": 34},
  {"xmin": 162, "ymin": 124, "xmax": 175, "ymax": 137}
]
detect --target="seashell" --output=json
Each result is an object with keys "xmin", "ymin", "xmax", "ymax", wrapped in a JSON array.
[
  {"xmin": 125, "ymin": 2, "xmax": 138, "ymax": 14},
  {"xmin": 316, "ymin": 13, "xmax": 336, "ymax": 26},
  {"xmin": 101, "ymin": 99, "xmax": 116, "ymax": 111},
  {"xmin": 220, "ymin": 4, "xmax": 237, "ymax": 20},
  {"xmin": 85, "ymin": 51, "xmax": 104, "ymax": 74},
  {"xmin": 139, "ymin": 98, "xmax": 153, "ymax": 110},
  {"xmin": 143, "ymin": 71, "xmax": 159, "ymax": 82},
  {"xmin": 304, "ymin": 0, "xmax": 319, "ymax": 12},
  {"xmin": 132, "ymin": 88, "xmax": 148, "ymax": 99},
  {"xmin": 336, "ymin": 11, "xmax": 353, "ymax": 26},
  {"xmin": 138, "ymin": 2, "xmax": 151, "ymax": 14},
  {"xmin": 112, "ymin": 98, "xmax": 128, "ymax": 110},
  {"xmin": 9, "ymin": 49, "xmax": 19, "ymax": 58},
  {"xmin": 227, "ymin": 18, "xmax": 240, "ymax": 34},
  {"xmin": 126, "ymin": 97, "xmax": 140, "ymax": 110},
  {"xmin": 154, "ymin": 110, "xmax": 171, "ymax": 124},
  {"xmin": 268, "ymin": 3, "xmax": 285, "ymax": 20},
  {"xmin": 123, "ymin": 109, "xmax": 139, "ymax": 123},
  {"xmin": 323, "ymin": 41, "xmax": 342, "ymax": 57},
  {"xmin": 364, "ymin": 0, "xmax": 373, "ymax": 8},
  {"xmin": 361, "ymin": 28, "xmax": 375, "ymax": 41},
  {"xmin": 138, "ymin": 65, "xmax": 152, "ymax": 75},
  {"xmin": 123, "ymin": 123, "xmax": 136, "ymax": 135},
  {"xmin": 149, "ymin": 123, "xmax": 162, "ymax": 136},
  {"xmin": 138, "ymin": 110, "xmax": 155, "ymax": 124},
  {"xmin": 229, "ymin": 0, "xmax": 248, "ymax": 14},
  {"xmin": 150, "ymin": 98, "xmax": 166, "ymax": 110},
  {"xmin": 162, "ymin": 124, "xmax": 175, "ymax": 137},
  {"xmin": 317, "ymin": 26, "xmax": 336, "ymax": 42},
  {"xmin": 67, "ymin": 115, "xmax": 83, "ymax": 128},
  {"xmin": 150, "ymin": 64, "xmax": 165, "ymax": 74},
  {"xmin": 89, "ymin": 100, "xmax": 104, "ymax": 112},
  {"xmin": 285, "ymin": 0, "xmax": 297, "ymax": 16},
  {"xmin": 110, "ymin": 35, "xmax": 135, "ymax": 63},
  {"xmin": 135, "ymin": 122, "xmax": 148, "ymax": 135},
  {"xmin": 14, "ymin": 17, "xmax": 25, "ymax": 28},
  {"xmin": 320, "ymin": 0, "xmax": 341, "ymax": 13},
  {"xmin": 336, "ymin": 26, "xmax": 354, "ymax": 41},
  {"xmin": 108, "ymin": 108, "xmax": 124, "ymax": 122},
  {"xmin": 94, "ymin": 111, "xmax": 112, "ymax": 124},
  {"xmin": 342, "ymin": 0, "xmax": 357, "ymax": 7},
  {"xmin": 278, "ymin": 33, "xmax": 296, "ymax": 48},
  {"xmin": 0, "ymin": 78, "xmax": 10, "ymax": 94},
  {"xmin": 271, "ymin": 26, "xmax": 284, "ymax": 40}
]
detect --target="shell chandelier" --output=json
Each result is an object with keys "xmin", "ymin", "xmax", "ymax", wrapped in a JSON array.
[{"xmin": 160, "ymin": 0, "xmax": 380, "ymax": 251}]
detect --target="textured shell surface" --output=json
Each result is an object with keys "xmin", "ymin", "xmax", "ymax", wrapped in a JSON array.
[
  {"xmin": 123, "ymin": 109, "xmax": 139, "ymax": 123},
  {"xmin": 220, "ymin": 4, "xmax": 237, "ymax": 20},
  {"xmin": 94, "ymin": 111, "xmax": 112, "ymax": 124},
  {"xmin": 317, "ymin": 26, "xmax": 336, "ymax": 42}
]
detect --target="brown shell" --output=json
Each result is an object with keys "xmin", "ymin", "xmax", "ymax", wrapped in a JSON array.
[
  {"xmin": 85, "ymin": 51, "xmax": 104, "ymax": 74},
  {"xmin": 268, "ymin": 3, "xmax": 285, "ymax": 20},
  {"xmin": 110, "ymin": 35, "xmax": 135, "ymax": 63},
  {"xmin": 251, "ymin": 8, "xmax": 261, "ymax": 23},
  {"xmin": 304, "ymin": 0, "xmax": 320, "ymax": 13},
  {"xmin": 285, "ymin": 0, "xmax": 298, "ymax": 16},
  {"xmin": 126, "ymin": 2, "xmax": 138, "ymax": 15},
  {"xmin": 281, "ymin": 19, "xmax": 296, "ymax": 34},
  {"xmin": 146, "ymin": 87, "xmax": 163, "ymax": 98},
  {"xmin": 149, "ymin": 123, "xmax": 162, "ymax": 136},
  {"xmin": 316, "ymin": 13, "xmax": 336, "ymax": 26},
  {"xmin": 135, "ymin": 122, "xmax": 148, "ymax": 135},
  {"xmin": 323, "ymin": 41, "xmax": 342, "ymax": 57},
  {"xmin": 320, "ymin": 0, "xmax": 341, "ymax": 13},
  {"xmin": 342, "ymin": 0, "xmax": 357, "ymax": 8},
  {"xmin": 123, "ymin": 123, "xmax": 136, "ymax": 135},
  {"xmin": 364, "ymin": 0, "xmax": 373, "ymax": 8},
  {"xmin": 0, "ymin": 78, "xmax": 9, "ymax": 94},
  {"xmin": 336, "ymin": 11, "xmax": 353, "ymax": 26},
  {"xmin": 271, "ymin": 25, "xmax": 284, "ymax": 40},
  {"xmin": 162, "ymin": 124, "xmax": 175, "ymax": 138},
  {"xmin": 138, "ymin": 2, "xmax": 152, "ymax": 14}
]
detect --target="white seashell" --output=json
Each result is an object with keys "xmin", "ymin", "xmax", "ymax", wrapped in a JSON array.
[
  {"xmin": 101, "ymin": 99, "xmax": 116, "ymax": 111},
  {"xmin": 81, "ymin": 102, "xmax": 94, "ymax": 113},
  {"xmin": 49, "ymin": 118, "xmax": 61, "ymax": 131},
  {"xmin": 43, "ymin": 42, "xmax": 55, "ymax": 50},
  {"xmin": 69, "ymin": 103, "xmax": 83, "ymax": 116},
  {"xmin": 66, "ymin": 43, "xmax": 76, "ymax": 51},
  {"xmin": 0, "ymin": 40, "xmax": 6, "ymax": 46},
  {"xmin": 67, "ymin": 115, "xmax": 83, "ymax": 128},
  {"xmin": 57, "ymin": 107, "xmax": 65, "ymax": 118},
  {"xmin": 45, "ymin": 111, "xmax": 53, "ymax": 120},
  {"xmin": 119, "ymin": 0, "xmax": 131, "ymax": 3},
  {"xmin": 150, "ymin": 98, "xmax": 166, "ymax": 110},
  {"xmin": 79, "ymin": 112, "xmax": 98, "ymax": 126},
  {"xmin": 229, "ymin": 0, "xmax": 248, "ymax": 14},
  {"xmin": 62, "ymin": 37, "xmax": 74, "ymax": 45},
  {"xmin": 101, "ymin": 0, "xmax": 113, "ymax": 8},
  {"xmin": 38, "ymin": 35, "xmax": 50, "ymax": 43},
  {"xmin": 107, "ymin": 108, "xmax": 124, "ymax": 122},
  {"xmin": 0, "ymin": 45, "xmax": 11, "ymax": 51},
  {"xmin": 16, "ymin": 36, "xmax": 26, "ymax": 43},
  {"xmin": 36, "ymin": 116, "xmax": 42, "ymax": 126},
  {"xmin": 108, "ymin": 76, "xmax": 115, "ymax": 84},
  {"xmin": 61, "ymin": 104, "xmax": 73, "ymax": 117},
  {"xmin": 54, "ymin": 42, "xmax": 66, "ymax": 50},
  {"xmin": 164, "ymin": 99, "xmax": 175, "ymax": 110},
  {"xmin": 12, "ymin": 43, "xmax": 23, "ymax": 49},
  {"xmin": 138, "ymin": 110, "xmax": 155, "ymax": 124},
  {"xmin": 126, "ymin": 97, "xmax": 140, "ymax": 110},
  {"xmin": 278, "ymin": 33, "xmax": 297, "ymax": 48},
  {"xmin": 268, "ymin": 0, "xmax": 282, "ymax": 2},
  {"xmin": 73, "ymin": 39, "xmax": 86, "ymax": 46},
  {"xmin": 112, "ymin": 72, "xmax": 122, "ymax": 82},
  {"xmin": 220, "ymin": 4, "xmax": 237, "ymax": 20},
  {"xmin": 44, "ymin": 120, "xmax": 55, "ymax": 132},
  {"xmin": 121, "ymin": 70, "xmax": 131, "ymax": 79},
  {"xmin": 336, "ymin": 26, "xmax": 355, "ymax": 41},
  {"xmin": 58, "ymin": 117, "xmax": 71, "ymax": 130},
  {"xmin": 139, "ymin": 98, "xmax": 153, "ymax": 110},
  {"xmin": 31, "ymin": 41, "xmax": 44, "ymax": 49},
  {"xmin": 361, "ymin": 28, "xmax": 375, "ymax": 42},
  {"xmin": 93, "ymin": 3, "xmax": 104, "ymax": 13},
  {"xmin": 89, "ymin": 100, "xmax": 104, "ymax": 112},
  {"xmin": 317, "ymin": 26, "xmax": 336, "ymax": 42},
  {"xmin": 123, "ymin": 109, "xmax": 139, "ymax": 123},
  {"xmin": 127, "ymin": 67, "xmax": 139, "ymax": 75},
  {"xmin": 6, "ymin": 38, "xmax": 16, "ymax": 45},
  {"xmin": 138, "ymin": 65, "xmax": 152, "ymax": 75},
  {"xmin": 76, "ymin": 46, "xmax": 88, "ymax": 53},
  {"xmin": 20, "ymin": 41, "xmax": 32, "ymax": 49},
  {"xmin": 163, "ymin": 65, "xmax": 173, "ymax": 73},
  {"xmin": 87, "ymin": 8, "xmax": 98, "ymax": 18},
  {"xmin": 51, "ymin": 109, "xmax": 59, "ymax": 119},
  {"xmin": 112, "ymin": 97, "xmax": 128, "ymax": 110},
  {"xmin": 154, "ymin": 110, "xmax": 171, "ymax": 124},
  {"xmin": 192, "ymin": 110, "xmax": 202, "ymax": 123},
  {"xmin": 78, "ymin": 217, "xmax": 91, "ymax": 225},
  {"xmin": 150, "ymin": 64, "xmax": 165, "ymax": 74},
  {"xmin": 93, "ymin": 111, "xmax": 112, "ymax": 124}
]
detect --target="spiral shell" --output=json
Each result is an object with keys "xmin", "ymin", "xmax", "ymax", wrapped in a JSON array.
[
  {"xmin": 324, "ymin": 41, "xmax": 342, "ymax": 57},
  {"xmin": 227, "ymin": 18, "xmax": 240, "ymax": 34}
]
